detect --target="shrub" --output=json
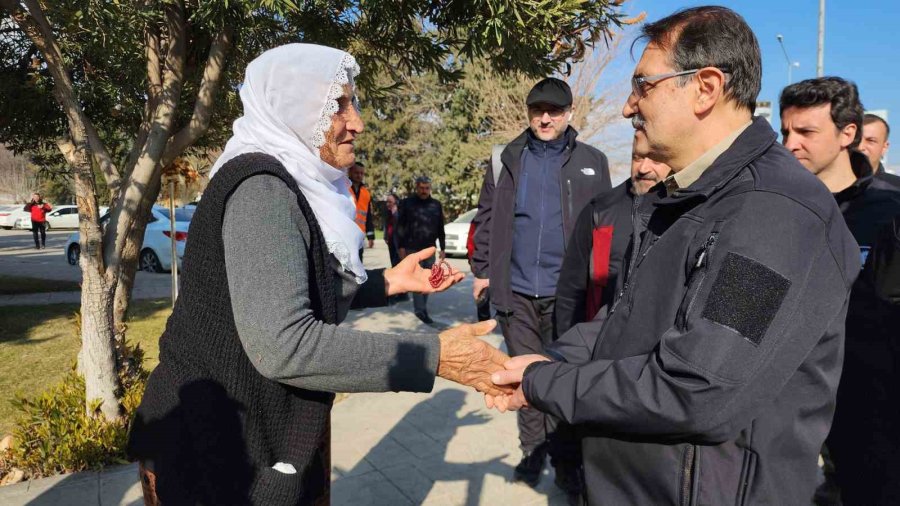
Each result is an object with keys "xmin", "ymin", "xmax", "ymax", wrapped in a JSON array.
[{"xmin": 0, "ymin": 341, "xmax": 148, "ymax": 479}]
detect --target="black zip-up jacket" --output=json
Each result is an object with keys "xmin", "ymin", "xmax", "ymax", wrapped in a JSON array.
[
  {"xmin": 395, "ymin": 195, "xmax": 445, "ymax": 252},
  {"xmin": 825, "ymin": 151, "xmax": 900, "ymax": 505},
  {"xmin": 522, "ymin": 118, "xmax": 860, "ymax": 505},
  {"xmin": 471, "ymin": 126, "xmax": 611, "ymax": 314},
  {"xmin": 554, "ymin": 180, "xmax": 634, "ymax": 343}
]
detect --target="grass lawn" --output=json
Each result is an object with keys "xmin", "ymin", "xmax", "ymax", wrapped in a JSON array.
[
  {"xmin": 0, "ymin": 275, "xmax": 81, "ymax": 295},
  {"xmin": 0, "ymin": 299, "xmax": 171, "ymax": 435}
]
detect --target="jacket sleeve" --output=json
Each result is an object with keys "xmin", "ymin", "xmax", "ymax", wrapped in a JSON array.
[
  {"xmin": 867, "ymin": 215, "xmax": 900, "ymax": 304},
  {"xmin": 598, "ymin": 151, "xmax": 612, "ymax": 193},
  {"xmin": 471, "ymin": 159, "xmax": 496, "ymax": 278},
  {"xmin": 524, "ymin": 195, "xmax": 859, "ymax": 444},
  {"xmin": 365, "ymin": 199, "xmax": 375, "ymax": 240},
  {"xmin": 554, "ymin": 202, "xmax": 594, "ymax": 338},
  {"xmin": 395, "ymin": 201, "xmax": 408, "ymax": 250},
  {"xmin": 44, "ymin": 203, "xmax": 52, "ymax": 212},
  {"xmin": 223, "ymin": 175, "xmax": 439, "ymax": 394},
  {"xmin": 350, "ymin": 269, "xmax": 389, "ymax": 309},
  {"xmin": 437, "ymin": 202, "xmax": 446, "ymax": 252}
]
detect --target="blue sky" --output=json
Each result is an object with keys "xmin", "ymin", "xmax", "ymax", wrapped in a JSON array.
[{"xmin": 596, "ymin": 0, "xmax": 899, "ymax": 175}]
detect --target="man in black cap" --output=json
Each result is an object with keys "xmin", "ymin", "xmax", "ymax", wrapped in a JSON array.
[{"xmin": 471, "ymin": 77, "xmax": 610, "ymax": 499}]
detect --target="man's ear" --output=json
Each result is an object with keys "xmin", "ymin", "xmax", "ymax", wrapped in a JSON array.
[
  {"xmin": 567, "ymin": 111, "xmax": 574, "ymax": 122},
  {"xmin": 694, "ymin": 67, "xmax": 727, "ymax": 115},
  {"xmin": 838, "ymin": 123, "xmax": 858, "ymax": 150}
]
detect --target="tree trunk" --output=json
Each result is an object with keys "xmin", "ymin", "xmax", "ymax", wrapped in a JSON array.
[
  {"xmin": 113, "ymin": 176, "xmax": 162, "ymax": 343},
  {"xmin": 63, "ymin": 136, "xmax": 122, "ymax": 421}
]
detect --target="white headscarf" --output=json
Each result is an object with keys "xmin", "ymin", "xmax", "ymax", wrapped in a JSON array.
[{"xmin": 209, "ymin": 44, "xmax": 367, "ymax": 283}]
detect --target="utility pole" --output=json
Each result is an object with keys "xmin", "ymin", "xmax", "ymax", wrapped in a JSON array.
[
  {"xmin": 817, "ymin": 0, "xmax": 825, "ymax": 76},
  {"xmin": 776, "ymin": 34, "xmax": 800, "ymax": 85}
]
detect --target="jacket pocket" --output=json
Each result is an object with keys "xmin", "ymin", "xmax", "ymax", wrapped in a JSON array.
[
  {"xmin": 676, "ymin": 229, "xmax": 720, "ymax": 329},
  {"xmin": 737, "ymin": 448, "xmax": 757, "ymax": 506}
]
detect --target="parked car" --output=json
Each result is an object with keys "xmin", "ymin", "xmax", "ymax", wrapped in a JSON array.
[
  {"xmin": 18, "ymin": 206, "xmax": 109, "ymax": 230},
  {"xmin": 64, "ymin": 205, "xmax": 191, "ymax": 272},
  {"xmin": 443, "ymin": 208, "xmax": 477, "ymax": 258},
  {"xmin": 0, "ymin": 205, "xmax": 28, "ymax": 229}
]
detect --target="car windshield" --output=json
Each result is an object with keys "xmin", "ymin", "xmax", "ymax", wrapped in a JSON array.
[
  {"xmin": 452, "ymin": 209, "xmax": 477, "ymax": 224},
  {"xmin": 156, "ymin": 208, "xmax": 193, "ymax": 222}
]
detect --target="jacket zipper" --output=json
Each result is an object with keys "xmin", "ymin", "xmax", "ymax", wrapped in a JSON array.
[
  {"xmin": 534, "ymin": 143, "xmax": 547, "ymax": 296},
  {"xmin": 566, "ymin": 178, "xmax": 573, "ymax": 221},
  {"xmin": 607, "ymin": 196, "xmax": 643, "ymax": 317},
  {"xmin": 681, "ymin": 444, "xmax": 697, "ymax": 506},
  {"xmin": 681, "ymin": 232, "xmax": 719, "ymax": 324}
]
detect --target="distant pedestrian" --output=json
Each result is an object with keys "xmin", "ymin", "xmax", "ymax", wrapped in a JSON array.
[
  {"xmin": 24, "ymin": 192, "xmax": 51, "ymax": 250},
  {"xmin": 383, "ymin": 193, "xmax": 401, "ymax": 267},
  {"xmin": 859, "ymin": 114, "xmax": 900, "ymax": 188},
  {"xmin": 396, "ymin": 176, "xmax": 446, "ymax": 324},
  {"xmin": 349, "ymin": 162, "xmax": 375, "ymax": 261}
]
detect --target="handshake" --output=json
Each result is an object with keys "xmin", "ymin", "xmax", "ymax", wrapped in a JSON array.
[{"xmin": 436, "ymin": 320, "xmax": 550, "ymax": 412}]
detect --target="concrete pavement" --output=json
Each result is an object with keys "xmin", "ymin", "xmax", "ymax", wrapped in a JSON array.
[{"xmin": 0, "ymin": 241, "xmax": 568, "ymax": 505}]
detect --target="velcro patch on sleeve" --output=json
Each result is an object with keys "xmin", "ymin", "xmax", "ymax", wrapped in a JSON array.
[{"xmin": 701, "ymin": 252, "xmax": 791, "ymax": 345}]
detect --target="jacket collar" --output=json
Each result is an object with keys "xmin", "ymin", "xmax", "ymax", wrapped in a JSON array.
[
  {"xmin": 833, "ymin": 150, "xmax": 875, "ymax": 203},
  {"xmin": 502, "ymin": 126, "xmax": 580, "ymax": 175},
  {"xmin": 525, "ymin": 128, "xmax": 571, "ymax": 156},
  {"xmin": 655, "ymin": 116, "xmax": 776, "ymax": 206}
]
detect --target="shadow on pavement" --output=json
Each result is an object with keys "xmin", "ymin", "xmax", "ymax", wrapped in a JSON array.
[{"xmin": 332, "ymin": 390, "xmax": 545, "ymax": 505}]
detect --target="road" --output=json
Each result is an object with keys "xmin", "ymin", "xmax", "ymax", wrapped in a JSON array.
[{"xmin": 0, "ymin": 228, "xmax": 471, "ymax": 296}]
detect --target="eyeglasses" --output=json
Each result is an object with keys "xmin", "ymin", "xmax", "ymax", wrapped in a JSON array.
[
  {"xmin": 630, "ymin": 68, "xmax": 729, "ymax": 99},
  {"xmin": 527, "ymin": 105, "xmax": 569, "ymax": 119}
]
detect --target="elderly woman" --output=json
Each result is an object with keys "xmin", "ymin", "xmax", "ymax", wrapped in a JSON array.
[{"xmin": 128, "ymin": 44, "xmax": 508, "ymax": 505}]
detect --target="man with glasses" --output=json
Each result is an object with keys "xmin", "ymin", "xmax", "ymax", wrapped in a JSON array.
[
  {"xmin": 471, "ymin": 77, "xmax": 610, "ymax": 499},
  {"xmin": 487, "ymin": 7, "xmax": 859, "ymax": 505}
]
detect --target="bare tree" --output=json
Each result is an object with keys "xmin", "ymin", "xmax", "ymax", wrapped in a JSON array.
[{"xmin": 0, "ymin": 145, "xmax": 39, "ymax": 202}]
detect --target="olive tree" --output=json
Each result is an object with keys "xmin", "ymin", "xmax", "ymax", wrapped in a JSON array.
[{"xmin": 0, "ymin": 0, "xmax": 629, "ymax": 420}]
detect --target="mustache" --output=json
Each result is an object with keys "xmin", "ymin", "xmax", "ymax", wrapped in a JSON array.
[{"xmin": 631, "ymin": 114, "xmax": 645, "ymax": 130}]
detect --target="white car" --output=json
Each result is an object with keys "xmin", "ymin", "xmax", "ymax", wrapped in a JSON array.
[
  {"xmin": 64, "ymin": 205, "xmax": 191, "ymax": 273},
  {"xmin": 0, "ymin": 205, "xmax": 28, "ymax": 229},
  {"xmin": 17, "ymin": 206, "xmax": 108, "ymax": 230},
  {"xmin": 443, "ymin": 208, "xmax": 477, "ymax": 258}
]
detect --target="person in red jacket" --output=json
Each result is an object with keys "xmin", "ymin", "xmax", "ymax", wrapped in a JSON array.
[{"xmin": 24, "ymin": 192, "xmax": 51, "ymax": 250}]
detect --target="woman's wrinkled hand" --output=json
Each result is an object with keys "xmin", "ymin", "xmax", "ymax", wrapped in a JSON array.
[{"xmin": 383, "ymin": 246, "xmax": 464, "ymax": 296}]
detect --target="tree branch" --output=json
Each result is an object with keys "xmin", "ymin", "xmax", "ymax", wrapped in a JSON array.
[
  {"xmin": 104, "ymin": 0, "xmax": 186, "ymax": 275},
  {"xmin": 124, "ymin": 23, "xmax": 162, "ymax": 175},
  {"xmin": 162, "ymin": 26, "xmax": 232, "ymax": 166},
  {"xmin": 2, "ymin": 0, "xmax": 122, "ymax": 192}
]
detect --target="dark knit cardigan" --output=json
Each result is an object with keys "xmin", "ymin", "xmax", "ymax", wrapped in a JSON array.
[{"xmin": 128, "ymin": 153, "xmax": 338, "ymax": 505}]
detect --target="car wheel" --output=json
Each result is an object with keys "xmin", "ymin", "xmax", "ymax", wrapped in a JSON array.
[
  {"xmin": 140, "ymin": 249, "xmax": 164, "ymax": 273},
  {"xmin": 67, "ymin": 244, "xmax": 80, "ymax": 266}
]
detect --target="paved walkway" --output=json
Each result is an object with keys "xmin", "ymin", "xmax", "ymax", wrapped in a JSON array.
[{"xmin": 0, "ymin": 243, "xmax": 567, "ymax": 505}]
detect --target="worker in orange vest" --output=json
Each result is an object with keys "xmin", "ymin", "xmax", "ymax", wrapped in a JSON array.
[{"xmin": 348, "ymin": 162, "xmax": 375, "ymax": 261}]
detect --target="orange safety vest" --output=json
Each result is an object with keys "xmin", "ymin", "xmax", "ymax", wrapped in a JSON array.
[{"xmin": 350, "ymin": 184, "xmax": 371, "ymax": 233}]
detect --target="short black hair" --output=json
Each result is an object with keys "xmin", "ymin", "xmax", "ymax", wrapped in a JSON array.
[
  {"xmin": 864, "ymin": 113, "xmax": 890, "ymax": 140},
  {"xmin": 779, "ymin": 77, "xmax": 864, "ymax": 148},
  {"xmin": 636, "ymin": 6, "xmax": 761, "ymax": 112},
  {"xmin": 415, "ymin": 176, "xmax": 431, "ymax": 184}
]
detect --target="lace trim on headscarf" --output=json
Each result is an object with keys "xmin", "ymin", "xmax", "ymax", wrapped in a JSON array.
[{"xmin": 311, "ymin": 53, "xmax": 361, "ymax": 150}]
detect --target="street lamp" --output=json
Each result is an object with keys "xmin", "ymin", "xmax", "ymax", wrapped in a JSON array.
[{"xmin": 776, "ymin": 34, "xmax": 801, "ymax": 84}]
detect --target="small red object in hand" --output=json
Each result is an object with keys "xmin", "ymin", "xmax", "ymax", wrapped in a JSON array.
[{"xmin": 429, "ymin": 260, "xmax": 452, "ymax": 288}]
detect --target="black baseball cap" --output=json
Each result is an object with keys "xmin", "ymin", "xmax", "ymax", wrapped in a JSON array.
[{"xmin": 526, "ymin": 78, "xmax": 573, "ymax": 108}]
